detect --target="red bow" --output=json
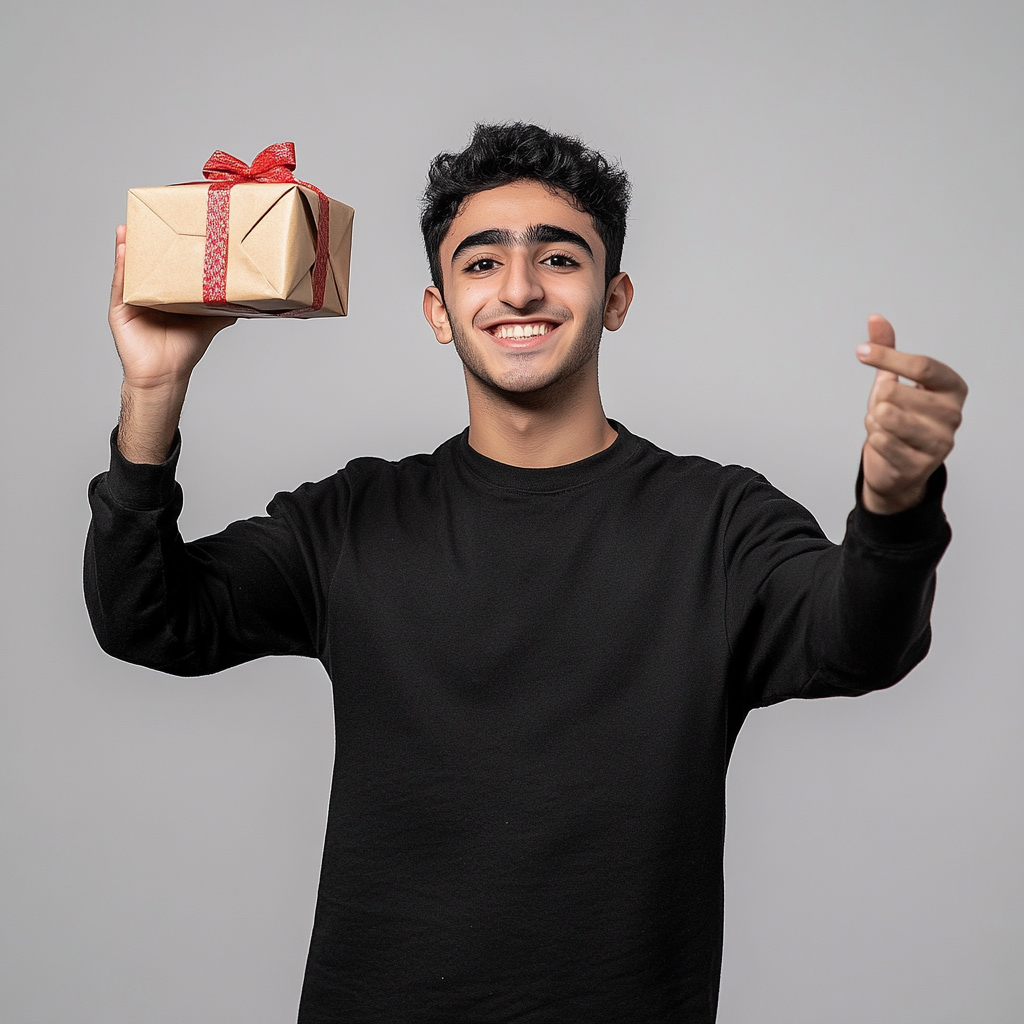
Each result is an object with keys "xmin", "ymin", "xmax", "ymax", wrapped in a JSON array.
[
  {"xmin": 199, "ymin": 143, "xmax": 330, "ymax": 314},
  {"xmin": 202, "ymin": 142, "xmax": 299, "ymax": 185}
]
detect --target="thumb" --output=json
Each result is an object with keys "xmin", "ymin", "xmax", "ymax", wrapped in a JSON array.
[
  {"xmin": 864, "ymin": 313, "xmax": 898, "ymax": 403},
  {"xmin": 110, "ymin": 224, "xmax": 127, "ymax": 312}
]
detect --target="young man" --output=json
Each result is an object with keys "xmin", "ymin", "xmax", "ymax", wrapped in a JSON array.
[{"xmin": 86, "ymin": 123, "xmax": 967, "ymax": 1022}]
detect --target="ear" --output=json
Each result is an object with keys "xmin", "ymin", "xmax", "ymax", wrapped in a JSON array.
[
  {"xmin": 423, "ymin": 286, "xmax": 453, "ymax": 345},
  {"xmin": 603, "ymin": 273, "xmax": 634, "ymax": 331}
]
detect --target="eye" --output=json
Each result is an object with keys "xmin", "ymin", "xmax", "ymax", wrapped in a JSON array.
[
  {"xmin": 541, "ymin": 252, "xmax": 580, "ymax": 269},
  {"xmin": 464, "ymin": 257, "xmax": 500, "ymax": 273}
]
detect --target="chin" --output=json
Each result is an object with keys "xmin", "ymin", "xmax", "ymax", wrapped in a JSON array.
[
  {"xmin": 453, "ymin": 335, "xmax": 602, "ymax": 399},
  {"xmin": 488, "ymin": 371, "xmax": 563, "ymax": 395},
  {"xmin": 463, "ymin": 353, "xmax": 586, "ymax": 397}
]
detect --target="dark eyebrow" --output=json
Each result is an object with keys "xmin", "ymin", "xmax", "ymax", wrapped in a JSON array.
[
  {"xmin": 450, "ymin": 224, "xmax": 594, "ymax": 264},
  {"xmin": 450, "ymin": 229, "xmax": 515, "ymax": 264},
  {"xmin": 524, "ymin": 224, "xmax": 594, "ymax": 260}
]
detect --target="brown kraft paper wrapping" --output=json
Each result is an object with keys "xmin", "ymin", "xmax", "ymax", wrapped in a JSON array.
[{"xmin": 123, "ymin": 182, "xmax": 354, "ymax": 318}]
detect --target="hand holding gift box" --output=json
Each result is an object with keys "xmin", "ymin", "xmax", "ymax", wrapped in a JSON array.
[{"xmin": 124, "ymin": 143, "xmax": 354, "ymax": 318}]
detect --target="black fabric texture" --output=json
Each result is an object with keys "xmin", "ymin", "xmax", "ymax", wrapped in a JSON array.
[{"xmin": 84, "ymin": 422, "xmax": 951, "ymax": 1023}]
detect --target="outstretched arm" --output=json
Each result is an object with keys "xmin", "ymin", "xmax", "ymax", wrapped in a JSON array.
[
  {"xmin": 726, "ymin": 315, "xmax": 964, "ymax": 710},
  {"xmin": 108, "ymin": 224, "xmax": 235, "ymax": 463}
]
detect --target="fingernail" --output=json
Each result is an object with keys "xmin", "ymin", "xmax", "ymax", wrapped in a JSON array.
[{"xmin": 857, "ymin": 344, "xmax": 871, "ymax": 356}]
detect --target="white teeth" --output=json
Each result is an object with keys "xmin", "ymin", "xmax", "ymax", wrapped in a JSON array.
[{"xmin": 492, "ymin": 323, "xmax": 553, "ymax": 339}]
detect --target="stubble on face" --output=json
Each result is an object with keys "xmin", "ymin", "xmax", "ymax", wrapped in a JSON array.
[{"xmin": 448, "ymin": 298, "xmax": 607, "ymax": 399}]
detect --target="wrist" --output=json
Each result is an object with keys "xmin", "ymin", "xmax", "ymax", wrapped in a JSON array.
[
  {"xmin": 120, "ymin": 371, "xmax": 191, "ymax": 400},
  {"xmin": 117, "ymin": 379, "xmax": 188, "ymax": 465},
  {"xmin": 861, "ymin": 479, "xmax": 927, "ymax": 515}
]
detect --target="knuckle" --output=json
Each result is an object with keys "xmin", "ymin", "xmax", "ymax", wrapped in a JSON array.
[
  {"xmin": 910, "ymin": 355, "xmax": 933, "ymax": 383},
  {"xmin": 874, "ymin": 401, "xmax": 900, "ymax": 429},
  {"xmin": 876, "ymin": 378, "xmax": 899, "ymax": 403},
  {"xmin": 869, "ymin": 430, "xmax": 896, "ymax": 456}
]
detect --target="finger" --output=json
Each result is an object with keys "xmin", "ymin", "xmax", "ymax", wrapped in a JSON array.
[
  {"xmin": 866, "ymin": 403, "xmax": 957, "ymax": 460},
  {"xmin": 110, "ymin": 225, "xmax": 127, "ymax": 313},
  {"xmin": 864, "ymin": 428, "xmax": 939, "ymax": 479},
  {"xmin": 870, "ymin": 377, "xmax": 965, "ymax": 426},
  {"xmin": 867, "ymin": 313, "xmax": 896, "ymax": 351},
  {"xmin": 858, "ymin": 345, "xmax": 968, "ymax": 397},
  {"xmin": 865, "ymin": 313, "xmax": 898, "ymax": 386}
]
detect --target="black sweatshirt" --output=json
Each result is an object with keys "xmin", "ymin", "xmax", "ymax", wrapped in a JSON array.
[{"xmin": 85, "ymin": 422, "xmax": 950, "ymax": 1023}]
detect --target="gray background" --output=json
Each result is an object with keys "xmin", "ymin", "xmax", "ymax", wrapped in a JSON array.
[{"xmin": 2, "ymin": 2, "xmax": 1021, "ymax": 1021}]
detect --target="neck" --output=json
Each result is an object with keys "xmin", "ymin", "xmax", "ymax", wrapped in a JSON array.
[{"xmin": 464, "ymin": 359, "xmax": 617, "ymax": 468}]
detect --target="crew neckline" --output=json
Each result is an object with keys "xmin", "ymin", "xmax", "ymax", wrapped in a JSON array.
[{"xmin": 453, "ymin": 420, "xmax": 643, "ymax": 493}]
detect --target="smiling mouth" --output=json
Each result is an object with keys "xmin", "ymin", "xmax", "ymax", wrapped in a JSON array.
[{"xmin": 486, "ymin": 321, "xmax": 559, "ymax": 340}]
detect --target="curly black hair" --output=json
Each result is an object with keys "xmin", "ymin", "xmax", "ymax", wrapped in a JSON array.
[{"xmin": 420, "ymin": 123, "xmax": 631, "ymax": 294}]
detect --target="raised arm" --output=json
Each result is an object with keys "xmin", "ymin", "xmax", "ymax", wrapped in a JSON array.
[
  {"xmin": 87, "ymin": 227, "xmax": 321, "ymax": 676},
  {"xmin": 108, "ymin": 224, "xmax": 235, "ymax": 463}
]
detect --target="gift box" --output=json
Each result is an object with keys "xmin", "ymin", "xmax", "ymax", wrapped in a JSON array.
[{"xmin": 123, "ymin": 143, "xmax": 353, "ymax": 318}]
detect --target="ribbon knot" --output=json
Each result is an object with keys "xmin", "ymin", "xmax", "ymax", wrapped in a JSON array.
[
  {"xmin": 198, "ymin": 142, "xmax": 330, "ymax": 314},
  {"xmin": 203, "ymin": 142, "xmax": 298, "ymax": 185}
]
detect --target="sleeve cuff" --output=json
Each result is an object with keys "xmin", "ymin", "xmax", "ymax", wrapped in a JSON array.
[
  {"xmin": 851, "ymin": 462, "xmax": 949, "ymax": 547},
  {"xmin": 105, "ymin": 426, "xmax": 182, "ymax": 510}
]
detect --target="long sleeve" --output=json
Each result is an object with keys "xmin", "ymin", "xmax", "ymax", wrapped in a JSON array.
[
  {"xmin": 723, "ymin": 463, "xmax": 951, "ymax": 710},
  {"xmin": 80, "ymin": 421, "xmax": 957, "ymax": 1020},
  {"xmin": 84, "ymin": 429, "xmax": 326, "ymax": 676}
]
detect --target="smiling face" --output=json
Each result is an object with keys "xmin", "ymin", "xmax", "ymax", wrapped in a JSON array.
[{"xmin": 423, "ymin": 180, "xmax": 632, "ymax": 397}]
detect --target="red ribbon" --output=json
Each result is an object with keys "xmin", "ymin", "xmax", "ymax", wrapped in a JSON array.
[{"xmin": 199, "ymin": 142, "xmax": 330, "ymax": 314}]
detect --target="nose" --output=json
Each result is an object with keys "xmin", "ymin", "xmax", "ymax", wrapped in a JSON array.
[{"xmin": 497, "ymin": 251, "xmax": 544, "ymax": 310}]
